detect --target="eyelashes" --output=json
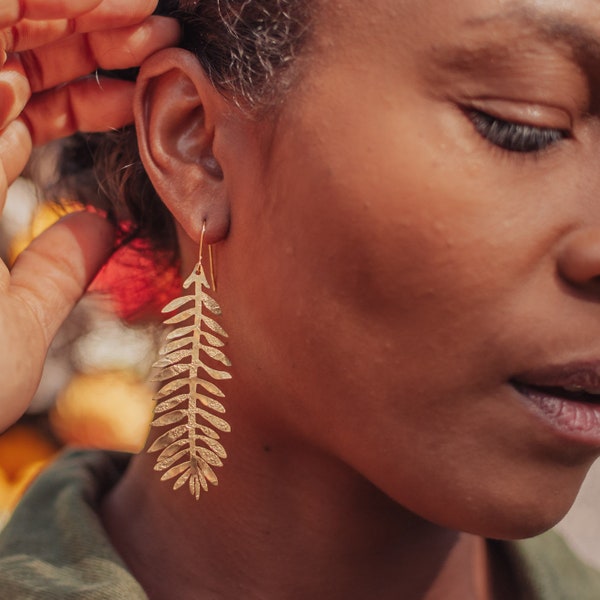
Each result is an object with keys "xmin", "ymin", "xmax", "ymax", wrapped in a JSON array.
[{"xmin": 467, "ymin": 109, "xmax": 570, "ymax": 153}]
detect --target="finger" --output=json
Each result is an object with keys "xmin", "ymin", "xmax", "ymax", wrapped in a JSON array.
[
  {"xmin": 0, "ymin": 119, "xmax": 32, "ymax": 193},
  {"xmin": 10, "ymin": 212, "xmax": 115, "ymax": 346},
  {"xmin": 74, "ymin": 0, "xmax": 158, "ymax": 33},
  {"xmin": 0, "ymin": 0, "xmax": 102, "ymax": 29},
  {"xmin": 18, "ymin": 16, "xmax": 180, "ymax": 93},
  {"xmin": 0, "ymin": 18, "xmax": 75, "ymax": 56},
  {"xmin": 23, "ymin": 76, "xmax": 136, "ymax": 146},
  {"xmin": 0, "ymin": 59, "xmax": 30, "ymax": 128},
  {"xmin": 1, "ymin": 0, "xmax": 159, "ymax": 53}
]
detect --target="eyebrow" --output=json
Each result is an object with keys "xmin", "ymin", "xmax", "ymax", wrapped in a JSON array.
[{"xmin": 433, "ymin": 8, "xmax": 600, "ymax": 72}]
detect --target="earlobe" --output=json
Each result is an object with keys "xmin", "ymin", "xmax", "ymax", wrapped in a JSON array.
[{"xmin": 134, "ymin": 48, "xmax": 230, "ymax": 244}]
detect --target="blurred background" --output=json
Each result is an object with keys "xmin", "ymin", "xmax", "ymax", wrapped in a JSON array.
[
  {"xmin": 0, "ymin": 177, "xmax": 599, "ymax": 569},
  {"xmin": 0, "ymin": 177, "xmax": 159, "ymax": 528}
]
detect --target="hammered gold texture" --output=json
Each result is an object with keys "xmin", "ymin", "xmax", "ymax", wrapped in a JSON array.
[{"xmin": 148, "ymin": 254, "xmax": 232, "ymax": 500}]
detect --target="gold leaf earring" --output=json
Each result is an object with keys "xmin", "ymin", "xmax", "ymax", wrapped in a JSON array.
[{"xmin": 148, "ymin": 222, "xmax": 232, "ymax": 500}]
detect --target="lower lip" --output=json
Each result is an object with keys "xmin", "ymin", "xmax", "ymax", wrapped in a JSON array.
[{"xmin": 512, "ymin": 383, "xmax": 600, "ymax": 447}]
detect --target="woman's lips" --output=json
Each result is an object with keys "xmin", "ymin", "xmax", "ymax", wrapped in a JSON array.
[{"xmin": 511, "ymin": 362, "xmax": 600, "ymax": 446}]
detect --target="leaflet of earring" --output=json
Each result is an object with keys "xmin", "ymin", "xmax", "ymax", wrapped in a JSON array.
[{"xmin": 148, "ymin": 242, "xmax": 232, "ymax": 500}]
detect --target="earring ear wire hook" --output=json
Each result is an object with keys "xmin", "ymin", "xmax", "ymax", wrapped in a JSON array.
[{"xmin": 197, "ymin": 221, "xmax": 217, "ymax": 291}]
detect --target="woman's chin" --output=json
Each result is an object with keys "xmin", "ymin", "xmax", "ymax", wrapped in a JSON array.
[
  {"xmin": 459, "ymin": 496, "xmax": 580, "ymax": 541},
  {"xmin": 404, "ymin": 481, "xmax": 585, "ymax": 541}
]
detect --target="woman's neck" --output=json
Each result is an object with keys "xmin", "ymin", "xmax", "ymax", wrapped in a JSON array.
[{"xmin": 101, "ymin": 430, "xmax": 493, "ymax": 600}]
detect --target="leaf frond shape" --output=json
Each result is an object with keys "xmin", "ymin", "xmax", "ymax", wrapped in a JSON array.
[
  {"xmin": 163, "ymin": 308, "xmax": 197, "ymax": 325},
  {"xmin": 149, "ymin": 424, "xmax": 188, "ymax": 453},
  {"xmin": 151, "ymin": 363, "xmax": 191, "ymax": 382},
  {"xmin": 149, "ymin": 257, "xmax": 231, "ymax": 500},
  {"xmin": 196, "ymin": 378, "xmax": 225, "ymax": 397},
  {"xmin": 166, "ymin": 325, "xmax": 196, "ymax": 341},
  {"xmin": 198, "ymin": 425, "xmax": 221, "ymax": 440},
  {"xmin": 201, "ymin": 345, "xmax": 232, "ymax": 366},
  {"xmin": 198, "ymin": 473, "xmax": 209, "ymax": 492},
  {"xmin": 196, "ymin": 394, "xmax": 226, "ymax": 414},
  {"xmin": 201, "ymin": 315, "xmax": 228, "ymax": 338},
  {"xmin": 197, "ymin": 447, "xmax": 223, "ymax": 467},
  {"xmin": 162, "ymin": 295, "xmax": 195, "ymax": 313},
  {"xmin": 199, "ymin": 436, "xmax": 227, "ymax": 458},
  {"xmin": 194, "ymin": 408, "xmax": 231, "ymax": 432},
  {"xmin": 161, "ymin": 461, "xmax": 192, "ymax": 482},
  {"xmin": 200, "ymin": 462, "xmax": 218, "ymax": 485},
  {"xmin": 154, "ymin": 379, "xmax": 190, "ymax": 400},
  {"xmin": 153, "ymin": 349, "xmax": 193, "ymax": 368},
  {"xmin": 156, "ymin": 448, "xmax": 191, "ymax": 471},
  {"xmin": 157, "ymin": 439, "xmax": 188, "ymax": 461},
  {"xmin": 197, "ymin": 360, "xmax": 232, "ymax": 381},
  {"xmin": 151, "ymin": 410, "xmax": 187, "ymax": 428},
  {"xmin": 201, "ymin": 293, "xmax": 222, "ymax": 315},
  {"xmin": 200, "ymin": 331, "xmax": 225, "ymax": 348},
  {"xmin": 160, "ymin": 337, "xmax": 194, "ymax": 356},
  {"xmin": 173, "ymin": 468, "xmax": 193, "ymax": 491},
  {"xmin": 154, "ymin": 394, "xmax": 189, "ymax": 414},
  {"xmin": 190, "ymin": 472, "xmax": 208, "ymax": 499}
]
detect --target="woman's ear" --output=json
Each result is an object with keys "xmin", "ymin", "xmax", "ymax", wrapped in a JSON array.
[{"xmin": 134, "ymin": 48, "xmax": 231, "ymax": 244}]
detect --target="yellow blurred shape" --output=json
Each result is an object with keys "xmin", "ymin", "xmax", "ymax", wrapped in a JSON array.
[
  {"xmin": 50, "ymin": 370, "xmax": 153, "ymax": 453},
  {"xmin": 8, "ymin": 201, "xmax": 81, "ymax": 265}
]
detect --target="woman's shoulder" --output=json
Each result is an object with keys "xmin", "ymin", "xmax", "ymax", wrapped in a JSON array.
[
  {"xmin": 2, "ymin": 449, "xmax": 599, "ymax": 600},
  {"xmin": 0, "ymin": 449, "xmax": 147, "ymax": 599}
]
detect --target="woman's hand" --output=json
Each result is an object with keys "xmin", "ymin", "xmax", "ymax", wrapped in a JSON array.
[{"xmin": 0, "ymin": 0, "xmax": 179, "ymax": 430}]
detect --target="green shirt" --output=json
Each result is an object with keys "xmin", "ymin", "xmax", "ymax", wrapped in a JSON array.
[{"xmin": 0, "ymin": 450, "xmax": 599, "ymax": 599}]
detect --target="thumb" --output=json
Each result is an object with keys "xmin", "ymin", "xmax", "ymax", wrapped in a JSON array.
[{"xmin": 10, "ymin": 211, "xmax": 116, "ymax": 346}]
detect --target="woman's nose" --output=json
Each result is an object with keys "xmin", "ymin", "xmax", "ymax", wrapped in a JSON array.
[{"xmin": 557, "ymin": 228, "xmax": 600, "ymax": 290}]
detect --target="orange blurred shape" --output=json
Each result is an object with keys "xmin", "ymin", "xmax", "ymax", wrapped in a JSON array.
[
  {"xmin": 3, "ymin": 461, "xmax": 50, "ymax": 514},
  {"xmin": 0, "ymin": 425, "xmax": 57, "ymax": 482},
  {"xmin": 50, "ymin": 370, "xmax": 153, "ymax": 453},
  {"xmin": 0, "ymin": 426, "xmax": 58, "ymax": 518}
]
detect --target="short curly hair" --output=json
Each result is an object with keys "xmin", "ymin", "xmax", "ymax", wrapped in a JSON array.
[
  {"xmin": 170, "ymin": 0, "xmax": 311, "ymax": 106},
  {"xmin": 155, "ymin": 0, "xmax": 311, "ymax": 107}
]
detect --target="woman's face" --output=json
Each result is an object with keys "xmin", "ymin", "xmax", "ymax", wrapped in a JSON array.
[{"xmin": 214, "ymin": 0, "xmax": 600, "ymax": 537}]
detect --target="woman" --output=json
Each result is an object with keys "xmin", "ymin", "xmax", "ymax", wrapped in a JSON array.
[{"xmin": 1, "ymin": 0, "xmax": 600, "ymax": 598}]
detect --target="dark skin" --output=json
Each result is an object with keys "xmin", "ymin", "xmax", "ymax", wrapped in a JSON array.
[
  {"xmin": 103, "ymin": 0, "xmax": 600, "ymax": 598},
  {"xmin": 4, "ymin": 0, "xmax": 600, "ymax": 598}
]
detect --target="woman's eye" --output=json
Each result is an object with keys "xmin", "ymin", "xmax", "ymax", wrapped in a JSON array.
[{"xmin": 468, "ymin": 110, "xmax": 569, "ymax": 153}]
